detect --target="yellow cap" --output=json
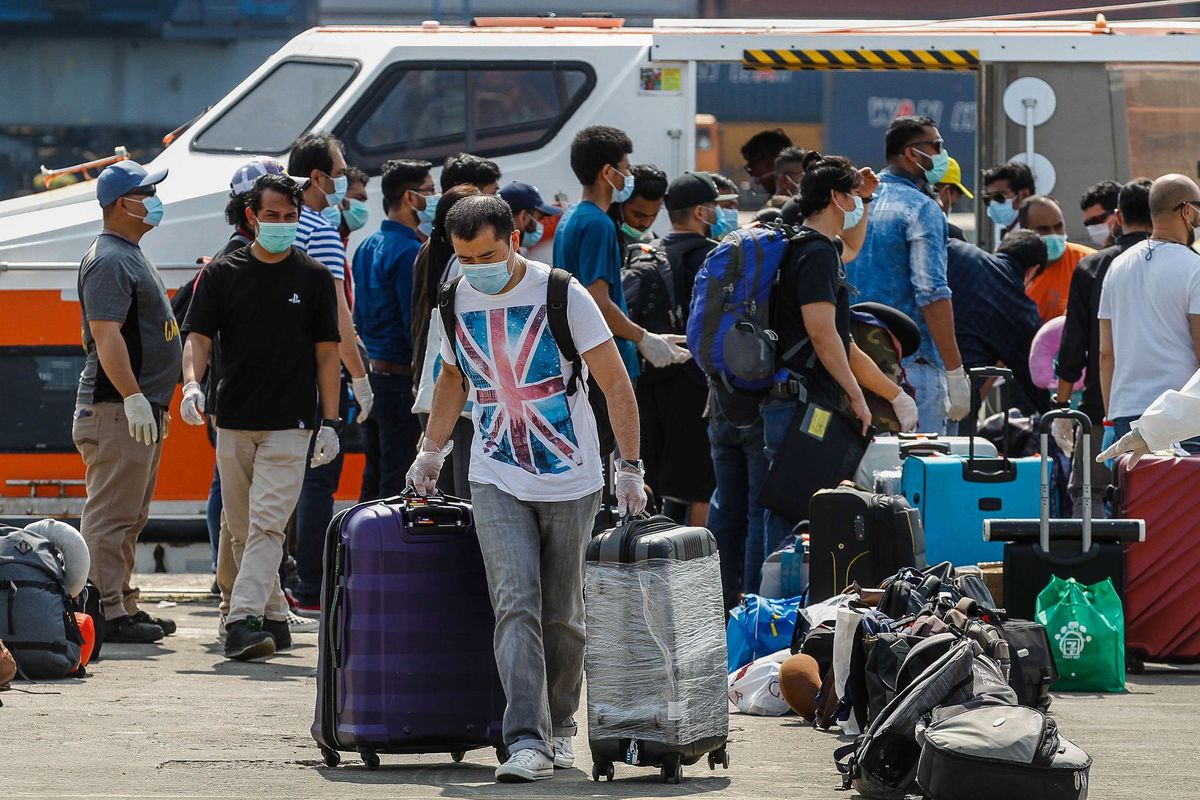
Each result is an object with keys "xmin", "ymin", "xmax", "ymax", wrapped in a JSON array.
[{"xmin": 939, "ymin": 157, "xmax": 974, "ymax": 199}]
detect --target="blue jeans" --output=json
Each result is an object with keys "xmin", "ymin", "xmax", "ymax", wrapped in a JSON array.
[
  {"xmin": 469, "ymin": 482, "xmax": 601, "ymax": 758},
  {"xmin": 706, "ymin": 414, "xmax": 769, "ymax": 611},
  {"xmin": 907, "ymin": 359, "xmax": 948, "ymax": 435},
  {"xmin": 206, "ymin": 463, "xmax": 222, "ymax": 572},
  {"xmin": 761, "ymin": 398, "xmax": 801, "ymax": 563},
  {"xmin": 359, "ymin": 372, "xmax": 420, "ymax": 502}
]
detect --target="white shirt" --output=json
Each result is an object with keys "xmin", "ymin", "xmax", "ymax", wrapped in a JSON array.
[
  {"xmin": 1098, "ymin": 238, "xmax": 1200, "ymax": 418},
  {"xmin": 438, "ymin": 258, "xmax": 612, "ymax": 502}
]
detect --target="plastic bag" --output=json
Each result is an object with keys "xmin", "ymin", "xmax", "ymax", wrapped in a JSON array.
[
  {"xmin": 727, "ymin": 650, "xmax": 792, "ymax": 716},
  {"xmin": 726, "ymin": 594, "xmax": 802, "ymax": 673},
  {"xmin": 1036, "ymin": 576, "xmax": 1125, "ymax": 693}
]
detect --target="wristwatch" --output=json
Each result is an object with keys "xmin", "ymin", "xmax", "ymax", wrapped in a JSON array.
[
  {"xmin": 616, "ymin": 458, "xmax": 645, "ymax": 474},
  {"xmin": 321, "ymin": 417, "xmax": 345, "ymax": 434}
]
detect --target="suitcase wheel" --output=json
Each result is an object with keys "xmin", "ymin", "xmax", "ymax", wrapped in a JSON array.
[
  {"xmin": 707, "ymin": 748, "xmax": 730, "ymax": 771},
  {"xmin": 319, "ymin": 746, "xmax": 340, "ymax": 769},
  {"xmin": 660, "ymin": 757, "xmax": 683, "ymax": 784},
  {"xmin": 1127, "ymin": 650, "xmax": 1146, "ymax": 675},
  {"xmin": 451, "ymin": 751, "xmax": 465, "ymax": 763},
  {"xmin": 359, "ymin": 750, "xmax": 380, "ymax": 771},
  {"xmin": 591, "ymin": 760, "xmax": 615, "ymax": 782}
]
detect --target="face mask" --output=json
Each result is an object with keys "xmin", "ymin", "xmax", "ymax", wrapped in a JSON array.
[
  {"xmin": 1086, "ymin": 222, "xmax": 1111, "ymax": 247},
  {"xmin": 608, "ymin": 169, "xmax": 635, "ymax": 204},
  {"xmin": 987, "ymin": 197, "xmax": 1019, "ymax": 227},
  {"xmin": 417, "ymin": 192, "xmax": 440, "ymax": 225},
  {"xmin": 323, "ymin": 173, "xmax": 348, "ymax": 209},
  {"xmin": 523, "ymin": 220, "xmax": 544, "ymax": 248},
  {"xmin": 913, "ymin": 147, "xmax": 950, "ymax": 184},
  {"xmin": 461, "ymin": 250, "xmax": 513, "ymax": 295},
  {"xmin": 256, "ymin": 221, "xmax": 298, "ymax": 254},
  {"xmin": 418, "ymin": 220, "xmax": 433, "ymax": 238},
  {"xmin": 126, "ymin": 195, "xmax": 164, "ymax": 227},
  {"xmin": 708, "ymin": 206, "xmax": 739, "ymax": 239},
  {"xmin": 321, "ymin": 204, "xmax": 342, "ymax": 227},
  {"xmin": 836, "ymin": 195, "xmax": 865, "ymax": 230},
  {"xmin": 620, "ymin": 221, "xmax": 646, "ymax": 241},
  {"xmin": 1043, "ymin": 233, "xmax": 1068, "ymax": 262},
  {"xmin": 344, "ymin": 198, "xmax": 369, "ymax": 232}
]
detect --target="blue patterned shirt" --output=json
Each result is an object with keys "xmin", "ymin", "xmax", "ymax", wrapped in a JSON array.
[{"xmin": 844, "ymin": 170, "xmax": 951, "ymax": 368}]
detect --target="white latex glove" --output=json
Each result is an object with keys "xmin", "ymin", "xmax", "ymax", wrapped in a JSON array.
[
  {"xmin": 945, "ymin": 367, "xmax": 972, "ymax": 422},
  {"xmin": 310, "ymin": 424, "xmax": 341, "ymax": 469},
  {"xmin": 180, "ymin": 381, "xmax": 206, "ymax": 427},
  {"xmin": 352, "ymin": 375, "xmax": 374, "ymax": 422},
  {"xmin": 123, "ymin": 393, "xmax": 158, "ymax": 445},
  {"xmin": 406, "ymin": 436, "xmax": 454, "ymax": 496},
  {"xmin": 889, "ymin": 389, "xmax": 919, "ymax": 432},
  {"xmin": 637, "ymin": 331, "xmax": 689, "ymax": 368},
  {"xmin": 1051, "ymin": 417, "xmax": 1076, "ymax": 456},
  {"xmin": 615, "ymin": 463, "xmax": 648, "ymax": 517},
  {"xmin": 1097, "ymin": 428, "xmax": 1151, "ymax": 468}
]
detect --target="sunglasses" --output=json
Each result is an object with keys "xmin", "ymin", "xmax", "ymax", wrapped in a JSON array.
[
  {"xmin": 1083, "ymin": 210, "xmax": 1113, "ymax": 227},
  {"xmin": 908, "ymin": 138, "xmax": 945, "ymax": 153},
  {"xmin": 981, "ymin": 191, "xmax": 1014, "ymax": 205}
]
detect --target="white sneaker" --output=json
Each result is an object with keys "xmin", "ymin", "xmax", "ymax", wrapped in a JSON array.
[
  {"xmin": 216, "ymin": 614, "xmax": 227, "ymax": 641},
  {"xmin": 552, "ymin": 736, "xmax": 574, "ymax": 769},
  {"xmin": 495, "ymin": 748, "xmax": 554, "ymax": 782},
  {"xmin": 286, "ymin": 610, "xmax": 320, "ymax": 634}
]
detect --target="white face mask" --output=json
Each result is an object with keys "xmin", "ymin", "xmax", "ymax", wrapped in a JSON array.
[{"xmin": 1086, "ymin": 222, "xmax": 1111, "ymax": 247}]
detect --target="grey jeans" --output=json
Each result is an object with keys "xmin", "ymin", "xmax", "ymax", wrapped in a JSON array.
[{"xmin": 469, "ymin": 482, "xmax": 602, "ymax": 758}]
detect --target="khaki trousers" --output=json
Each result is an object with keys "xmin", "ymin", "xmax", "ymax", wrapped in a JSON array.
[
  {"xmin": 216, "ymin": 428, "xmax": 310, "ymax": 624},
  {"xmin": 73, "ymin": 402, "xmax": 165, "ymax": 622}
]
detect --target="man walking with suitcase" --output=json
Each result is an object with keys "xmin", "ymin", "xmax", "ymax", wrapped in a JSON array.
[{"xmin": 408, "ymin": 195, "xmax": 646, "ymax": 783}]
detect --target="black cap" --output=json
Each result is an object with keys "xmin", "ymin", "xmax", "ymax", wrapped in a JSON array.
[{"xmin": 665, "ymin": 171, "xmax": 737, "ymax": 211}]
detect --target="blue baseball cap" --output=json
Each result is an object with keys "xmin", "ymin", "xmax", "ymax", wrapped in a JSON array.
[
  {"xmin": 96, "ymin": 160, "xmax": 168, "ymax": 207},
  {"xmin": 499, "ymin": 181, "xmax": 560, "ymax": 216}
]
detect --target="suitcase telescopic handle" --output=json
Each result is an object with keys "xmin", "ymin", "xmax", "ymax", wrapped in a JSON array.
[
  {"xmin": 967, "ymin": 366, "xmax": 1013, "ymax": 466},
  {"xmin": 1038, "ymin": 409, "xmax": 1093, "ymax": 552}
]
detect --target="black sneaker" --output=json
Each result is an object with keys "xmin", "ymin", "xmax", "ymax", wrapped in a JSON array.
[
  {"xmin": 224, "ymin": 617, "xmax": 276, "ymax": 661},
  {"xmin": 262, "ymin": 618, "xmax": 292, "ymax": 652},
  {"xmin": 131, "ymin": 609, "xmax": 177, "ymax": 636},
  {"xmin": 104, "ymin": 614, "xmax": 164, "ymax": 644}
]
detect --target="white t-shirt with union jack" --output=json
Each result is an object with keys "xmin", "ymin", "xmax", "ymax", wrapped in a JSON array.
[{"xmin": 438, "ymin": 259, "xmax": 612, "ymax": 502}]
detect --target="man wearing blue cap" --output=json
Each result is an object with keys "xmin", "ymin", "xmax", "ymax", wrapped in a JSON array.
[
  {"xmin": 499, "ymin": 181, "xmax": 562, "ymax": 251},
  {"xmin": 73, "ymin": 159, "xmax": 181, "ymax": 644}
]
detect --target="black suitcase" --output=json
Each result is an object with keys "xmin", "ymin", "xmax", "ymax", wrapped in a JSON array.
[
  {"xmin": 983, "ymin": 410, "xmax": 1144, "ymax": 621},
  {"xmin": 807, "ymin": 484, "xmax": 925, "ymax": 605},
  {"xmin": 585, "ymin": 516, "xmax": 730, "ymax": 784},
  {"xmin": 1000, "ymin": 618, "xmax": 1058, "ymax": 711}
]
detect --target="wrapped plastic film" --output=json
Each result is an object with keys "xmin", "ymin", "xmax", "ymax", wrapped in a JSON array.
[{"xmin": 584, "ymin": 553, "xmax": 729, "ymax": 745}]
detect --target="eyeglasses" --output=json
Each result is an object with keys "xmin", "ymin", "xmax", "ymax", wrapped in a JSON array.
[
  {"xmin": 981, "ymin": 191, "xmax": 1014, "ymax": 205},
  {"xmin": 1083, "ymin": 210, "xmax": 1113, "ymax": 227},
  {"xmin": 1178, "ymin": 200, "xmax": 1200, "ymax": 212},
  {"xmin": 410, "ymin": 186, "xmax": 437, "ymax": 196},
  {"xmin": 908, "ymin": 138, "xmax": 945, "ymax": 153}
]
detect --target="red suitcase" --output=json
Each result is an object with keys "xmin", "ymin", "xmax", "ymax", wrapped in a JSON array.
[{"xmin": 1116, "ymin": 454, "xmax": 1200, "ymax": 671}]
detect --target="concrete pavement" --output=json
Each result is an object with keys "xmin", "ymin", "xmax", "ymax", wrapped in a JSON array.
[{"xmin": 3, "ymin": 599, "xmax": 1199, "ymax": 799}]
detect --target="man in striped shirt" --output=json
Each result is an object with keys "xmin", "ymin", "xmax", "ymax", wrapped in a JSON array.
[{"xmin": 287, "ymin": 132, "xmax": 373, "ymax": 613}]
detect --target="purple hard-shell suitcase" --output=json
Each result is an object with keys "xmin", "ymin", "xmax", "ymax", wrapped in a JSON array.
[{"xmin": 311, "ymin": 494, "xmax": 507, "ymax": 770}]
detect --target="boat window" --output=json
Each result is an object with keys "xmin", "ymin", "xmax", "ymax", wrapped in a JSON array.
[{"xmin": 0, "ymin": 348, "xmax": 87, "ymax": 453}]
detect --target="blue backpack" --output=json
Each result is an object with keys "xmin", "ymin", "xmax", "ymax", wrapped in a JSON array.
[{"xmin": 687, "ymin": 225, "xmax": 824, "ymax": 391}]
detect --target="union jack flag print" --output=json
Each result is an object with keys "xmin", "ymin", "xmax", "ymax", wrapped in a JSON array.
[{"xmin": 455, "ymin": 303, "xmax": 583, "ymax": 475}]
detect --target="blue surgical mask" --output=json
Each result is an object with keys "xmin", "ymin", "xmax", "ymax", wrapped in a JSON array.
[
  {"xmin": 324, "ymin": 173, "xmax": 348, "ymax": 209},
  {"xmin": 1043, "ymin": 233, "xmax": 1068, "ymax": 262},
  {"xmin": 256, "ymin": 221, "xmax": 298, "ymax": 254},
  {"xmin": 523, "ymin": 220, "xmax": 544, "ymax": 248},
  {"xmin": 839, "ymin": 195, "xmax": 865, "ymax": 230},
  {"xmin": 461, "ymin": 253, "xmax": 513, "ymax": 295},
  {"xmin": 127, "ymin": 195, "xmax": 164, "ymax": 227},
  {"xmin": 321, "ymin": 204, "xmax": 342, "ymax": 226},
  {"xmin": 914, "ymin": 148, "xmax": 951, "ymax": 185},
  {"xmin": 418, "ymin": 220, "xmax": 433, "ymax": 238},
  {"xmin": 987, "ymin": 197, "xmax": 1019, "ymax": 227},
  {"xmin": 709, "ymin": 206, "xmax": 739, "ymax": 239},
  {"xmin": 417, "ymin": 193, "xmax": 440, "ymax": 226},
  {"xmin": 608, "ymin": 170, "xmax": 635, "ymax": 204},
  {"xmin": 344, "ymin": 198, "xmax": 369, "ymax": 231}
]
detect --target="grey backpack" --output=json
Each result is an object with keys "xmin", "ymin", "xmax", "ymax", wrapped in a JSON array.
[{"xmin": 0, "ymin": 526, "xmax": 84, "ymax": 679}]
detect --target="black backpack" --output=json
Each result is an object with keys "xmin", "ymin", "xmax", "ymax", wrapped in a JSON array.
[
  {"xmin": 621, "ymin": 237, "xmax": 713, "ymax": 336},
  {"xmin": 438, "ymin": 267, "xmax": 582, "ymax": 395}
]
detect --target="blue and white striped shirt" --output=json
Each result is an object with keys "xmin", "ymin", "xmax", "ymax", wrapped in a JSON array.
[{"xmin": 295, "ymin": 206, "xmax": 346, "ymax": 281}]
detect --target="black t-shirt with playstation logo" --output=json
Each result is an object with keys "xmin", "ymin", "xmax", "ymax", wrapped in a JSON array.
[{"xmin": 182, "ymin": 245, "xmax": 340, "ymax": 431}]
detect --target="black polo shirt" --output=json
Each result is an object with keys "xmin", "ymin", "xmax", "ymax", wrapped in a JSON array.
[{"xmin": 182, "ymin": 244, "xmax": 340, "ymax": 431}]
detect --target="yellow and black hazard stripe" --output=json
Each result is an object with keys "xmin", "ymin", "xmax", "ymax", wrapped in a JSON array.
[{"xmin": 743, "ymin": 48, "xmax": 980, "ymax": 71}]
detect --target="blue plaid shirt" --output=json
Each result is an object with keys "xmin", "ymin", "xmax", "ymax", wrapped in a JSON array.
[{"xmin": 845, "ymin": 170, "xmax": 951, "ymax": 368}]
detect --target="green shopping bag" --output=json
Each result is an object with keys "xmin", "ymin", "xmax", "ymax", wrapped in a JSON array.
[{"xmin": 1035, "ymin": 575, "xmax": 1125, "ymax": 693}]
